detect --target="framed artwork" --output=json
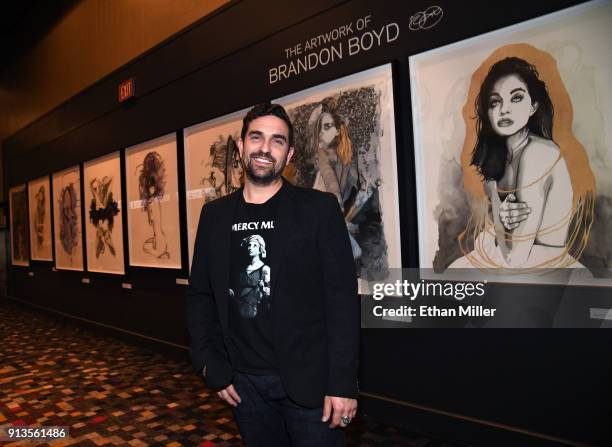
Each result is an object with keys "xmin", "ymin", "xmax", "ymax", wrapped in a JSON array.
[
  {"xmin": 275, "ymin": 63, "xmax": 402, "ymax": 284},
  {"xmin": 28, "ymin": 176, "xmax": 53, "ymax": 261},
  {"xmin": 9, "ymin": 184, "xmax": 29, "ymax": 266},
  {"xmin": 409, "ymin": 0, "xmax": 611, "ymax": 284},
  {"xmin": 184, "ymin": 109, "xmax": 246, "ymax": 269},
  {"xmin": 84, "ymin": 151, "xmax": 125, "ymax": 274},
  {"xmin": 52, "ymin": 166, "xmax": 84, "ymax": 271},
  {"xmin": 0, "ymin": 203, "xmax": 7, "ymax": 230},
  {"xmin": 125, "ymin": 133, "xmax": 182, "ymax": 269}
]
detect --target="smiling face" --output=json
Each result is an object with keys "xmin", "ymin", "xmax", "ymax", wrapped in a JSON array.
[
  {"xmin": 238, "ymin": 115, "xmax": 294, "ymax": 186},
  {"xmin": 319, "ymin": 112, "xmax": 339, "ymax": 149},
  {"xmin": 487, "ymin": 74, "xmax": 538, "ymax": 137}
]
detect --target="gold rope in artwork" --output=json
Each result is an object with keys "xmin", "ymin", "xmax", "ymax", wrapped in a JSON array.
[{"xmin": 457, "ymin": 191, "xmax": 594, "ymax": 273}]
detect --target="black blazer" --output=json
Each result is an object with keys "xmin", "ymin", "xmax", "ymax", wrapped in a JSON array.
[{"xmin": 185, "ymin": 180, "xmax": 359, "ymax": 408}]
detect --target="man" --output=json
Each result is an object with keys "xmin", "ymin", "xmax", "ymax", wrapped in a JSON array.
[{"xmin": 186, "ymin": 103, "xmax": 359, "ymax": 446}]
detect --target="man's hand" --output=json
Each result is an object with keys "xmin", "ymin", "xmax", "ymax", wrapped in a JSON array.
[
  {"xmin": 500, "ymin": 193, "xmax": 531, "ymax": 230},
  {"xmin": 322, "ymin": 395, "xmax": 357, "ymax": 428},
  {"xmin": 217, "ymin": 384, "xmax": 241, "ymax": 407}
]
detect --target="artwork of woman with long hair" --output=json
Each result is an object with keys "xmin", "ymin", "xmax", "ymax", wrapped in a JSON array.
[
  {"xmin": 305, "ymin": 97, "xmax": 377, "ymax": 260},
  {"xmin": 278, "ymin": 66, "xmax": 401, "ymax": 281},
  {"xmin": 308, "ymin": 97, "xmax": 359, "ymax": 212},
  {"xmin": 137, "ymin": 151, "xmax": 170, "ymax": 259},
  {"xmin": 451, "ymin": 44, "xmax": 595, "ymax": 271}
]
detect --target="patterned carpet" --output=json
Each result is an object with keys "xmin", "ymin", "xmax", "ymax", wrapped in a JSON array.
[{"xmin": 0, "ymin": 298, "xmax": 463, "ymax": 446}]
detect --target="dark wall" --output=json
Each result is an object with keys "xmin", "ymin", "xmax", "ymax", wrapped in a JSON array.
[{"xmin": 4, "ymin": 1, "xmax": 607, "ymax": 446}]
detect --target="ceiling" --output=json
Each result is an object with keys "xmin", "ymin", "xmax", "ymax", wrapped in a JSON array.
[{"xmin": 0, "ymin": 0, "xmax": 79, "ymax": 72}]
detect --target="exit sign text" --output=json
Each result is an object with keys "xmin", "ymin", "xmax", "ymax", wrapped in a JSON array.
[{"xmin": 118, "ymin": 79, "xmax": 135, "ymax": 102}]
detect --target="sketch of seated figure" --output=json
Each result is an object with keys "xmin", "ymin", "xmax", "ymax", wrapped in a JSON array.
[{"xmin": 137, "ymin": 151, "xmax": 170, "ymax": 259}]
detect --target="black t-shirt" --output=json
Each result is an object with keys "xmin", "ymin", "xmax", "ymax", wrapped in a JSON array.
[{"xmin": 227, "ymin": 183, "xmax": 285, "ymax": 374}]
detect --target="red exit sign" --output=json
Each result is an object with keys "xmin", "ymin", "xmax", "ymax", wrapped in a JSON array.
[{"xmin": 118, "ymin": 78, "xmax": 135, "ymax": 102}]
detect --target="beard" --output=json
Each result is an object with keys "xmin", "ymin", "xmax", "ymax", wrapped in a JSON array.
[{"xmin": 245, "ymin": 151, "xmax": 287, "ymax": 186}]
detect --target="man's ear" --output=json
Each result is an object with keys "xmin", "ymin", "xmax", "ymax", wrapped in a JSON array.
[
  {"xmin": 237, "ymin": 138, "xmax": 244, "ymax": 159},
  {"xmin": 286, "ymin": 147, "xmax": 295, "ymax": 165},
  {"xmin": 530, "ymin": 101, "xmax": 539, "ymax": 116}
]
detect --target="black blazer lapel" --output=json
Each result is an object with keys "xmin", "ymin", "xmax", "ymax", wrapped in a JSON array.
[
  {"xmin": 268, "ymin": 181, "xmax": 295, "ymax": 307},
  {"xmin": 211, "ymin": 190, "xmax": 242, "ymax": 331}
]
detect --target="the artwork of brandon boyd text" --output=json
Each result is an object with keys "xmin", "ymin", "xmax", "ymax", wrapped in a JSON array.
[
  {"xmin": 275, "ymin": 64, "xmax": 401, "ymax": 282},
  {"xmin": 84, "ymin": 152, "xmax": 125, "ymax": 274},
  {"xmin": 52, "ymin": 166, "xmax": 84, "ymax": 271},
  {"xmin": 184, "ymin": 109, "xmax": 246, "ymax": 268},
  {"xmin": 125, "ymin": 133, "xmax": 182, "ymax": 269},
  {"xmin": 9, "ymin": 184, "xmax": 29, "ymax": 266},
  {"xmin": 28, "ymin": 176, "xmax": 53, "ymax": 261},
  {"xmin": 410, "ymin": 0, "xmax": 612, "ymax": 285}
]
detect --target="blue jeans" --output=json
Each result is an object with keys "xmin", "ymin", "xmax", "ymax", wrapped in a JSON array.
[{"xmin": 231, "ymin": 372, "xmax": 345, "ymax": 447}]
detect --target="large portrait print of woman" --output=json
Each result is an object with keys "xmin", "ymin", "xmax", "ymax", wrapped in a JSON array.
[
  {"xmin": 410, "ymin": 1, "xmax": 611, "ymax": 284},
  {"xmin": 275, "ymin": 64, "xmax": 402, "ymax": 284}
]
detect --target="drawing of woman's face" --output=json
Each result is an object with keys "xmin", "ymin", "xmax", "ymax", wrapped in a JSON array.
[
  {"xmin": 318, "ymin": 112, "xmax": 339, "ymax": 149},
  {"xmin": 247, "ymin": 240, "xmax": 260, "ymax": 257},
  {"xmin": 487, "ymin": 74, "xmax": 538, "ymax": 137}
]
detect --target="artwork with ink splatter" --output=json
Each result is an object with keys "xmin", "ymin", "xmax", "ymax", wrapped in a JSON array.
[
  {"xmin": 84, "ymin": 151, "xmax": 125, "ymax": 274},
  {"xmin": 184, "ymin": 109, "xmax": 246, "ymax": 268},
  {"xmin": 9, "ymin": 184, "xmax": 30, "ymax": 266},
  {"xmin": 28, "ymin": 176, "xmax": 53, "ymax": 261},
  {"xmin": 52, "ymin": 166, "xmax": 84, "ymax": 271},
  {"xmin": 275, "ymin": 64, "xmax": 401, "ymax": 284},
  {"xmin": 126, "ymin": 133, "xmax": 182, "ymax": 269},
  {"xmin": 409, "ymin": 1, "xmax": 612, "ymax": 285}
]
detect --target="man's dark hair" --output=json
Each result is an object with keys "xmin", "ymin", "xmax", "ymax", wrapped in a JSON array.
[{"xmin": 241, "ymin": 103, "xmax": 294, "ymax": 148}]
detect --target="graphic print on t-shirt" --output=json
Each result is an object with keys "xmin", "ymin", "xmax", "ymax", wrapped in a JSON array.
[
  {"xmin": 228, "ymin": 185, "xmax": 282, "ymax": 373},
  {"xmin": 229, "ymin": 228, "xmax": 272, "ymax": 318}
]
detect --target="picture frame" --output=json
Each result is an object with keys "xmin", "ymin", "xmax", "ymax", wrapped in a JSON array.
[
  {"xmin": 84, "ymin": 151, "xmax": 125, "ymax": 275},
  {"xmin": 125, "ymin": 133, "xmax": 182, "ymax": 269},
  {"xmin": 52, "ymin": 166, "xmax": 84, "ymax": 271},
  {"xmin": 28, "ymin": 176, "xmax": 53, "ymax": 262},
  {"xmin": 9, "ymin": 184, "xmax": 30, "ymax": 267},
  {"xmin": 409, "ymin": 0, "xmax": 611, "ymax": 285},
  {"xmin": 183, "ymin": 109, "xmax": 247, "ymax": 269},
  {"xmin": 275, "ymin": 63, "xmax": 402, "ymax": 286}
]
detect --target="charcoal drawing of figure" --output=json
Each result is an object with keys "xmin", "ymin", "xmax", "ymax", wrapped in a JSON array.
[
  {"xmin": 228, "ymin": 234, "xmax": 271, "ymax": 318},
  {"xmin": 201, "ymin": 135, "xmax": 243, "ymax": 202},
  {"xmin": 59, "ymin": 183, "xmax": 80, "ymax": 256},
  {"xmin": 11, "ymin": 188, "xmax": 29, "ymax": 263},
  {"xmin": 446, "ymin": 46, "xmax": 595, "ymax": 271},
  {"xmin": 34, "ymin": 185, "xmax": 46, "ymax": 248},
  {"xmin": 288, "ymin": 91, "xmax": 388, "ymax": 278},
  {"xmin": 137, "ymin": 151, "xmax": 170, "ymax": 259},
  {"xmin": 89, "ymin": 176, "xmax": 120, "ymax": 258}
]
